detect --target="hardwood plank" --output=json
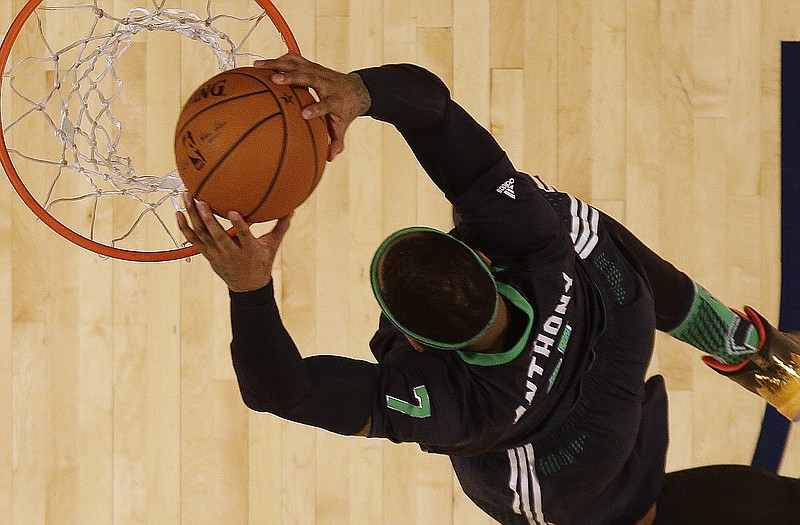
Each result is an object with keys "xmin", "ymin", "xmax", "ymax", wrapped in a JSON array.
[
  {"xmin": 524, "ymin": 1, "xmax": 558, "ymax": 179},
  {"xmin": 490, "ymin": 0, "xmax": 525, "ymax": 69},
  {"xmin": 453, "ymin": 0, "xmax": 490, "ymax": 127},
  {"xmin": 557, "ymin": 1, "xmax": 591, "ymax": 197},
  {"xmin": 416, "ymin": 27, "xmax": 454, "ymax": 231},
  {"xmin": 416, "ymin": 0, "xmax": 452, "ymax": 29},
  {"xmin": 591, "ymin": 0, "xmax": 626, "ymax": 203},
  {"xmin": 491, "ymin": 68, "xmax": 525, "ymax": 168}
]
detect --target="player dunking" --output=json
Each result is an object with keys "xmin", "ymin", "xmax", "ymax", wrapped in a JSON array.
[{"xmin": 176, "ymin": 53, "xmax": 800, "ymax": 525}]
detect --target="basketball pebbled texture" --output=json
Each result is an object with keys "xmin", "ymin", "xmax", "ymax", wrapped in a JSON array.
[{"xmin": 174, "ymin": 66, "xmax": 328, "ymax": 223}]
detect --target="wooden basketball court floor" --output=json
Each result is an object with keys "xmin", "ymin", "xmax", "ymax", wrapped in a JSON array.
[{"xmin": 0, "ymin": 0, "xmax": 799, "ymax": 523}]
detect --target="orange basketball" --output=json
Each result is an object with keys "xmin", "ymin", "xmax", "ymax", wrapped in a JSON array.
[{"xmin": 174, "ymin": 66, "xmax": 328, "ymax": 223}]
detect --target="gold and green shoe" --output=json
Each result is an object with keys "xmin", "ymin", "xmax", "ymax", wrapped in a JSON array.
[{"xmin": 703, "ymin": 306, "xmax": 800, "ymax": 422}]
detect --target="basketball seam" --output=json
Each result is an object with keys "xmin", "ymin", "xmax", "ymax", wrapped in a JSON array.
[
  {"xmin": 176, "ymin": 90, "xmax": 272, "ymax": 135},
  {"xmin": 242, "ymin": 99, "xmax": 288, "ymax": 221},
  {"xmin": 228, "ymin": 73, "xmax": 294, "ymax": 221},
  {"xmin": 232, "ymin": 70, "xmax": 278, "ymax": 91},
  {"xmin": 193, "ymin": 111, "xmax": 283, "ymax": 202},
  {"xmin": 246, "ymin": 86, "xmax": 321, "ymax": 222}
]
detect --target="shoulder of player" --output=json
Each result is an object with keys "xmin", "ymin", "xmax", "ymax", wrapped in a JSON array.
[{"xmin": 449, "ymin": 155, "xmax": 528, "ymax": 207}]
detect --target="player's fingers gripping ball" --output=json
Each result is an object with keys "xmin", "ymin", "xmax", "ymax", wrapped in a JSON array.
[{"xmin": 174, "ymin": 67, "xmax": 329, "ymax": 223}]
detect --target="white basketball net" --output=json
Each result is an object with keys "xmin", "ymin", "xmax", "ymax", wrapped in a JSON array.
[{"xmin": 2, "ymin": 0, "xmax": 285, "ymax": 255}]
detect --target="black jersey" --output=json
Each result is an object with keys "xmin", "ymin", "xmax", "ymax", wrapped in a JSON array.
[
  {"xmin": 228, "ymin": 64, "xmax": 667, "ymax": 525},
  {"xmin": 366, "ymin": 155, "xmax": 602, "ymax": 456},
  {"xmin": 365, "ymin": 157, "xmax": 666, "ymax": 525}
]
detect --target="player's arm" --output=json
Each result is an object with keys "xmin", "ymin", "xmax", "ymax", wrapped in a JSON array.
[
  {"xmin": 229, "ymin": 280, "xmax": 375, "ymax": 435},
  {"xmin": 355, "ymin": 64, "xmax": 505, "ymax": 200},
  {"xmin": 254, "ymin": 53, "xmax": 503, "ymax": 199},
  {"xmin": 255, "ymin": 54, "xmax": 562, "ymax": 262},
  {"xmin": 357, "ymin": 65, "xmax": 573, "ymax": 262},
  {"xmin": 176, "ymin": 195, "xmax": 374, "ymax": 435},
  {"xmin": 177, "ymin": 196, "xmax": 482, "ymax": 444},
  {"xmin": 231, "ymin": 283, "xmax": 474, "ymax": 446}
]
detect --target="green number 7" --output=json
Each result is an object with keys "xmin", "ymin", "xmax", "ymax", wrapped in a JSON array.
[{"xmin": 386, "ymin": 385, "xmax": 431, "ymax": 418}]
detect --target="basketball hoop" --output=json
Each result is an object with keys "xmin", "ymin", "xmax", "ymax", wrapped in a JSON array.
[{"xmin": 0, "ymin": 0, "xmax": 300, "ymax": 262}]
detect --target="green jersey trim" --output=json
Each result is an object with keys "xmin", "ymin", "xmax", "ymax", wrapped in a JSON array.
[
  {"xmin": 456, "ymin": 282, "xmax": 534, "ymax": 366},
  {"xmin": 370, "ymin": 227, "xmax": 499, "ymax": 350}
]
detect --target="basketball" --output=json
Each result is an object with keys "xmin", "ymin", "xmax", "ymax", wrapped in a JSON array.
[{"xmin": 174, "ymin": 66, "xmax": 328, "ymax": 223}]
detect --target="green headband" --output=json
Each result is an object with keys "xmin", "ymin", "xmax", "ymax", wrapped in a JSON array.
[{"xmin": 370, "ymin": 227, "xmax": 499, "ymax": 350}]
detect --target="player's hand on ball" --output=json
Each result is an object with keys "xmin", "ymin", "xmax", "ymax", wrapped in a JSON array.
[
  {"xmin": 176, "ymin": 193, "xmax": 292, "ymax": 292},
  {"xmin": 254, "ymin": 52, "xmax": 371, "ymax": 161}
]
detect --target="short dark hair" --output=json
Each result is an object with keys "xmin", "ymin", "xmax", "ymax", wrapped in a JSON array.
[{"xmin": 374, "ymin": 229, "xmax": 497, "ymax": 347}]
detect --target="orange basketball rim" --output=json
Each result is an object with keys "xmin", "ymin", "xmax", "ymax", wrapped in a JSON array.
[{"xmin": 0, "ymin": 0, "xmax": 300, "ymax": 262}]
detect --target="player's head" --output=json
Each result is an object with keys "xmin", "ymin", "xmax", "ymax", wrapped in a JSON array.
[{"xmin": 371, "ymin": 227, "xmax": 499, "ymax": 350}]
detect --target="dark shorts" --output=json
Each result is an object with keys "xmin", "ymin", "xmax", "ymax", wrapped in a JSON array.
[
  {"xmin": 655, "ymin": 464, "xmax": 800, "ymax": 525},
  {"xmin": 453, "ymin": 217, "xmax": 668, "ymax": 525}
]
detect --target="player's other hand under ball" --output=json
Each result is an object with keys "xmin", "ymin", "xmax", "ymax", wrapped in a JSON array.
[
  {"xmin": 176, "ymin": 192, "xmax": 293, "ymax": 293},
  {"xmin": 254, "ymin": 52, "xmax": 372, "ymax": 162}
]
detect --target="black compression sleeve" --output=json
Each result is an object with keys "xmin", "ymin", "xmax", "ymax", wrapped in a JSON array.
[
  {"xmin": 355, "ymin": 64, "xmax": 450, "ymax": 129},
  {"xmin": 230, "ymin": 282, "xmax": 312, "ymax": 410},
  {"xmin": 355, "ymin": 64, "xmax": 505, "ymax": 199},
  {"xmin": 229, "ymin": 282, "xmax": 376, "ymax": 435}
]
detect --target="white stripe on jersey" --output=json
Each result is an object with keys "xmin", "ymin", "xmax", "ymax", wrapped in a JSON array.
[
  {"xmin": 507, "ymin": 445, "xmax": 555, "ymax": 525},
  {"xmin": 508, "ymin": 449, "xmax": 521, "ymax": 515},
  {"xmin": 525, "ymin": 444, "xmax": 548, "ymax": 525},
  {"xmin": 579, "ymin": 201, "xmax": 600, "ymax": 259},
  {"xmin": 531, "ymin": 175, "xmax": 600, "ymax": 260},
  {"xmin": 516, "ymin": 447, "xmax": 534, "ymax": 523},
  {"xmin": 531, "ymin": 175, "xmax": 554, "ymax": 192},
  {"xmin": 569, "ymin": 196, "xmax": 599, "ymax": 260}
]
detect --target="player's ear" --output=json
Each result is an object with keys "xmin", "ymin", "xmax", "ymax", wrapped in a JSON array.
[
  {"xmin": 405, "ymin": 335, "xmax": 425, "ymax": 352},
  {"xmin": 475, "ymin": 250, "xmax": 492, "ymax": 267}
]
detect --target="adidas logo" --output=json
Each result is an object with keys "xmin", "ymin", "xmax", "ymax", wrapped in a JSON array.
[{"xmin": 496, "ymin": 178, "xmax": 516, "ymax": 199}]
